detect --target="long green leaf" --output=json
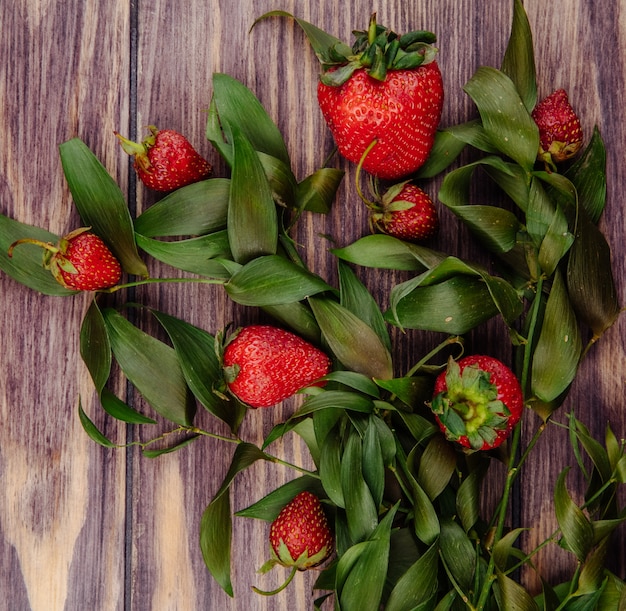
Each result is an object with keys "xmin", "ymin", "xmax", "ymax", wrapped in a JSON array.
[
  {"xmin": 134, "ymin": 178, "xmax": 230, "ymax": 237},
  {"xmin": 58, "ymin": 138, "xmax": 148, "ymax": 277},
  {"xmin": 151, "ymin": 310, "xmax": 246, "ymax": 432},
  {"xmin": 554, "ymin": 467, "xmax": 594, "ymax": 562},
  {"xmin": 463, "ymin": 66, "xmax": 539, "ymax": 171},
  {"xmin": 310, "ymin": 297, "xmax": 393, "ymax": 380},
  {"xmin": 208, "ymin": 72, "xmax": 291, "ymax": 166},
  {"xmin": 500, "ymin": 0, "xmax": 537, "ymax": 111},
  {"xmin": 296, "ymin": 167, "xmax": 344, "ymax": 214},
  {"xmin": 102, "ymin": 308, "xmax": 196, "ymax": 426},
  {"xmin": 0, "ymin": 214, "xmax": 75, "ymax": 295},
  {"xmin": 385, "ymin": 541, "xmax": 439, "ymax": 611},
  {"xmin": 225, "ymin": 254, "xmax": 332, "ymax": 306},
  {"xmin": 80, "ymin": 299, "xmax": 111, "ymax": 392},
  {"xmin": 226, "ymin": 127, "xmax": 278, "ymax": 263},
  {"xmin": 135, "ymin": 232, "xmax": 232, "ymax": 279},
  {"xmin": 531, "ymin": 270, "xmax": 582, "ymax": 404},
  {"xmin": 439, "ymin": 518, "xmax": 476, "ymax": 592},
  {"xmin": 200, "ymin": 492, "xmax": 233, "ymax": 597}
]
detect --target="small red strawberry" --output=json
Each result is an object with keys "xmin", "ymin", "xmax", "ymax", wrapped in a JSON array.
[
  {"xmin": 254, "ymin": 491, "xmax": 334, "ymax": 596},
  {"xmin": 430, "ymin": 355, "xmax": 524, "ymax": 451},
  {"xmin": 531, "ymin": 89, "xmax": 583, "ymax": 171},
  {"xmin": 370, "ymin": 181, "xmax": 438, "ymax": 242},
  {"xmin": 222, "ymin": 325, "xmax": 331, "ymax": 408},
  {"xmin": 115, "ymin": 125, "xmax": 212, "ymax": 191},
  {"xmin": 8, "ymin": 227, "xmax": 122, "ymax": 291},
  {"xmin": 314, "ymin": 14, "xmax": 444, "ymax": 179},
  {"xmin": 268, "ymin": 491, "xmax": 333, "ymax": 570}
]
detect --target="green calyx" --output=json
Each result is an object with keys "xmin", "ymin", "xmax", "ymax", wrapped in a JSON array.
[
  {"xmin": 114, "ymin": 126, "xmax": 159, "ymax": 172},
  {"xmin": 320, "ymin": 13, "xmax": 438, "ymax": 86},
  {"xmin": 431, "ymin": 358, "xmax": 510, "ymax": 449}
]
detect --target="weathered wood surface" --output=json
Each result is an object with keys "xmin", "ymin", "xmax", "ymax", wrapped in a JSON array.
[{"xmin": 0, "ymin": 0, "xmax": 624, "ymax": 609}]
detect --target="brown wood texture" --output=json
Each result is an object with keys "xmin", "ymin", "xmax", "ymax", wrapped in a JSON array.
[{"xmin": 1, "ymin": 1, "xmax": 624, "ymax": 609}]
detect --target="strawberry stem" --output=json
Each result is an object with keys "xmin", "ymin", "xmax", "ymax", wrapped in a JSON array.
[
  {"xmin": 252, "ymin": 565, "xmax": 298, "ymax": 596},
  {"xmin": 355, "ymin": 139, "xmax": 380, "ymax": 209}
]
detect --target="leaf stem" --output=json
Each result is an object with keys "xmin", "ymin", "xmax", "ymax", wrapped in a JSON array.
[{"xmin": 104, "ymin": 276, "xmax": 226, "ymax": 293}]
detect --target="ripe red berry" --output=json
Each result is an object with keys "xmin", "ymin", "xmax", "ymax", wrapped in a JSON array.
[
  {"xmin": 222, "ymin": 325, "xmax": 331, "ymax": 408},
  {"xmin": 531, "ymin": 89, "xmax": 583, "ymax": 171},
  {"xmin": 269, "ymin": 491, "xmax": 333, "ymax": 570},
  {"xmin": 318, "ymin": 62, "xmax": 444, "ymax": 180},
  {"xmin": 8, "ymin": 227, "xmax": 122, "ymax": 291},
  {"xmin": 430, "ymin": 355, "xmax": 524, "ymax": 451},
  {"xmin": 115, "ymin": 125, "xmax": 212, "ymax": 191},
  {"xmin": 371, "ymin": 182, "xmax": 439, "ymax": 242}
]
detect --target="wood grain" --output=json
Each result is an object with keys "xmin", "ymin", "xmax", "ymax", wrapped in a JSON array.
[{"xmin": 0, "ymin": 0, "xmax": 624, "ymax": 609}]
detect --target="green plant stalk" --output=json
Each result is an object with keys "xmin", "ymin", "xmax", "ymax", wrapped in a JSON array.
[
  {"xmin": 105, "ymin": 276, "xmax": 226, "ymax": 293},
  {"xmin": 475, "ymin": 274, "xmax": 549, "ymax": 608}
]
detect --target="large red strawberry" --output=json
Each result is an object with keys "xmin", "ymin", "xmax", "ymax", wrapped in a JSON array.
[
  {"xmin": 430, "ymin": 355, "xmax": 524, "ymax": 451},
  {"xmin": 8, "ymin": 227, "xmax": 122, "ymax": 291},
  {"xmin": 269, "ymin": 491, "xmax": 333, "ymax": 569},
  {"xmin": 115, "ymin": 125, "xmax": 212, "ymax": 191},
  {"xmin": 222, "ymin": 325, "xmax": 331, "ymax": 408},
  {"xmin": 314, "ymin": 14, "xmax": 444, "ymax": 179},
  {"xmin": 370, "ymin": 181, "xmax": 439, "ymax": 242},
  {"xmin": 531, "ymin": 89, "xmax": 583, "ymax": 171}
]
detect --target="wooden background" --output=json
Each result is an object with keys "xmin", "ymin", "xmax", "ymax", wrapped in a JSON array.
[{"xmin": 1, "ymin": 0, "xmax": 624, "ymax": 609}]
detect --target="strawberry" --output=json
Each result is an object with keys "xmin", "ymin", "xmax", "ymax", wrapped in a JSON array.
[
  {"xmin": 314, "ymin": 14, "xmax": 444, "ymax": 179},
  {"xmin": 8, "ymin": 227, "xmax": 122, "ymax": 291},
  {"xmin": 430, "ymin": 355, "xmax": 524, "ymax": 451},
  {"xmin": 531, "ymin": 89, "xmax": 583, "ymax": 171},
  {"xmin": 222, "ymin": 325, "xmax": 331, "ymax": 408},
  {"xmin": 115, "ymin": 125, "xmax": 212, "ymax": 191},
  {"xmin": 370, "ymin": 181, "xmax": 438, "ymax": 242},
  {"xmin": 268, "ymin": 491, "xmax": 333, "ymax": 570}
]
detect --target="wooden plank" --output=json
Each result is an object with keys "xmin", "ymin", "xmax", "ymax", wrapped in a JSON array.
[
  {"xmin": 0, "ymin": 2, "xmax": 131, "ymax": 610},
  {"xmin": 0, "ymin": 0, "xmax": 624, "ymax": 609}
]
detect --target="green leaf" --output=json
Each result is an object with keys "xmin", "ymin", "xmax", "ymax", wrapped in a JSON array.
[
  {"xmin": 407, "ymin": 469, "xmax": 441, "ymax": 545},
  {"xmin": 417, "ymin": 434, "xmax": 457, "ymax": 500},
  {"xmin": 80, "ymin": 299, "xmax": 111, "ymax": 392},
  {"xmin": 564, "ymin": 126, "xmax": 607, "ymax": 224},
  {"xmin": 0, "ymin": 214, "xmax": 75, "ymax": 295},
  {"xmin": 294, "ymin": 390, "xmax": 375, "ymax": 419},
  {"xmin": 500, "ymin": 0, "xmax": 537, "ymax": 111},
  {"xmin": 151, "ymin": 310, "xmax": 245, "ymax": 432},
  {"xmin": 337, "ymin": 504, "xmax": 399, "ymax": 611},
  {"xmin": 375, "ymin": 376, "xmax": 434, "ymax": 410},
  {"xmin": 253, "ymin": 11, "xmax": 352, "ymax": 66},
  {"xmin": 225, "ymin": 254, "xmax": 332, "ymax": 306},
  {"xmin": 338, "ymin": 260, "xmax": 391, "ymax": 351},
  {"xmin": 133, "ymin": 178, "xmax": 230, "ymax": 237},
  {"xmin": 58, "ymin": 138, "xmax": 148, "ymax": 277},
  {"xmin": 362, "ymin": 419, "xmax": 385, "ymax": 508},
  {"xmin": 463, "ymin": 66, "xmax": 539, "ymax": 171},
  {"xmin": 386, "ymin": 258, "xmax": 523, "ymax": 334},
  {"xmin": 226, "ymin": 126, "xmax": 278, "ymax": 263},
  {"xmin": 102, "ymin": 308, "xmax": 196, "ymax": 426},
  {"xmin": 494, "ymin": 569, "xmax": 539, "ymax": 611},
  {"xmin": 414, "ymin": 128, "xmax": 468, "ymax": 179},
  {"xmin": 261, "ymin": 300, "xmax": 322, "ymax": 344},
  {"xmin": 200, "ymin": 492, "xmax": 233, "ymax": 597},
  {"xmin": 537, "ymin": 202, "xmax": 574, "ymax": 277},
  {"xmin": 439, "ymin": 518, "xmax": 476, "ymax": 591},
  {"xmin": 78, "ymin": 400, "xmax": 118, "ymax": 448},
  {"xmin": 438, "ymin": 157, "xmax": 523, "ymax": 253},
  {"xmin": 135, "ymin": 232, "xmax": 232, "ymax": 279},
  {"xmin": 456, "ymin": 457, "xmax": 488, "ymax": 532},
  {"xmin": 309, "ymin": 297, "xmax": 394, "ymax": 380},
  {"xmin": 341, "ymin": 429, "xmax": 379, "ymax": 543},
  {"xmin": 531, "ymin": 270, "xmax": 582, "ymax": 404},
  {"xmin": 208, "ymin": 72, "xmax": 291, "ymax": 166},
  {"xmin": 142, "ymin": 434, "xmax": 200, "ymax": 457},
  {"xmin": 101, "ymin": 388, "xmax": 156, "ymax": 424},
  {"xmin": 296, "ymin": 167, "xmax": 344, "ymax": 214},
  {"xmin": 566, "ymin": 210, "xmax": 620, "ymax": 336},
  {"xmin": 235, "ymin": 475, "xmax": 323, "ymax": 521},
  {"xmin": 332, "ymin": 234, "xmax": 444, "ymax": 271},
  {"xmin": 554, "ymin": 467, "xmax": 594, "ymax": 562},
  {"xmin": 385, "ymin": 541, "xmax": 439, "ymax": 611},
  {"xmin": 199, "ymin": 440, "xmax": 270, "ymax": 595},
  {"xmin": 319, "ymin": 424, "xmax": 346, "ymax": 508}
]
